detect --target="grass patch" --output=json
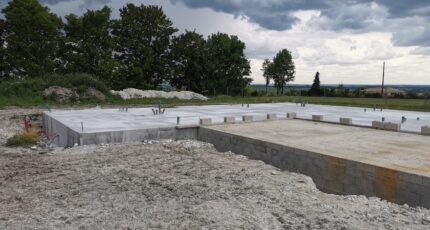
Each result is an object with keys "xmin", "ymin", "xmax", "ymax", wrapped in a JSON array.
[{"xmin": 6, "ymin": 131, "xmax": 38, "ymax": 147}]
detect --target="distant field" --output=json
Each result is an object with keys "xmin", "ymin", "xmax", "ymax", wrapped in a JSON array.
[
  {"xmin": 1, "ymin": 95, "xmax": 430, "ymax": 112},
  {"xmin": 208, "ymin": 96, "xmax": 430, "ymax": 112},
  {"xmin": 251, "ymin": 84, "xmax": 430, "ymax": 94}
]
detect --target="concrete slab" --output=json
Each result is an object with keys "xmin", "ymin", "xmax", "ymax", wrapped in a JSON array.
[
  {"xmin": 372, "ymin": 121, "xmax": 384, "ymax": 129},
  {"xmin": 384, "ymin": 122, "xmax": 401, "ymax": 131},
  {"xmin": 312, "ymin": 115, "xmax": 324, "ymax": 121},
  {"xmin": 287, "ymin": 112, "xmax": 297, "ymax": 119},
  {"xmin": 205, "ymin": 119, "xmax": 430, "ymax": 177},
  {"xmin": 199, "ymin": 118, "xmax": 212, "ymax": 126},
  {"xmin": 340, "ymin": 117, "xmax": 352, "ymax": 125},
  {"xmin": 422, "ymin": 126, "xmax": 430, "ymax": 136},
  {"xmin": 224, "ymin": 116, "xmax": 235, "ymax": 124},
  {"xmin": 266, "ymin": 113, "xmax": 277, "ymax": 120},
  {"xmin": 44, "ymin": 102, "xmax": 430, "ymax": 146},
  {"xmin": 45, "ymin": 103, "xmax": 430, "ymax": 133},
  {"xmin": 242, "ymin": 115, "xmax": 253, "ymax": 122}
]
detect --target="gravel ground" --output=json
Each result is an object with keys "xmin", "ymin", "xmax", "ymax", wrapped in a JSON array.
[{"xmin": 0, "ymin": 109, "xmax": 430, "ymax": 229}]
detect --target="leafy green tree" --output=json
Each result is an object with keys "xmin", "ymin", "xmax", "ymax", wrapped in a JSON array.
[
  {"xmin": 112, "ymin": 4, "xmax": 178, "ymax": 89},
  {"xmin": 272, "ymin": 49, "xmax": 295, "ymax": 95},
  {"xmin": 262, "ymin": 59, "xmax": 275, "ymax": 94},
  {"xmin": 2, "ymin": 0, "xmax": 62, "ymax": 78},
  {"xmin": 206, "ymin": 33, "xmax": 251, "ymax": 95},
  {"xmin": 0, "ymin": 19, "xmax": 9, "ymax": 79},
  {"xmin": 308, "ymin": 72, "xmax": 322, "ymax": 96},
  {"xmin": 62, "ymin": 6, "xmax": 117, "ymax": 80},
  {"xmin": 167, "ymin": 30, "xmax": 207, "ymax": 93}
]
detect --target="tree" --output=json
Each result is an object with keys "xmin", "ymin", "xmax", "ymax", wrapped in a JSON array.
[
  {"xmin": 308, "ymin": 72, "xmax": 322, "ymax": 96},
  {"xmin": 62, "ymin": 6, "xmax": 117, "ymax": 80},
  {"xmin": 262, "ymin": 59, "xmax": 275, "ymax": 94},
  {"xmin": 167, "ymin": 30, "xmax": 207, "ymax": 93},
  {"xmin": 112, "ymin": 4, "xmax": 178, "ymax": 89},
  {"xmin": 206, "ymin": 33, "xmax": 252, "ymax": 95},
  {"xmin": 0, "ymin": 19, "xmax": 9, "ymax": 79},
  {"xmin": 272, "ymin": 49, "xmax": 295, "ymax": 95},
  {"xmin": 2, "ymin": 0, "xmax": 62, "ymax": 78}
]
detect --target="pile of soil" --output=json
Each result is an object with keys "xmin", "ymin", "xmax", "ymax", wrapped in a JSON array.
[
  {"xmin": 83, "ymin": 87, "xmax": 106, "ymax": 101},
  {"xmin": 43, "ymin": 86, "xmax": 78, "ymax": 103},
  {"xmin": 43, "ymin": 86, "xmax": 106, "ymax": 102}
]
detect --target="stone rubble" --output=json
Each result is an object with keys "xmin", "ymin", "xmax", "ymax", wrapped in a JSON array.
[{"xmin": 110, "ymin": 88, "xmax": 208, "ymax": 100}]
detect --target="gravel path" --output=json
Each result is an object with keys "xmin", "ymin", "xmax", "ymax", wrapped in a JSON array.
[{"xmin": 0, "ymin": 109, "xmax": 429, "ymax": 229}]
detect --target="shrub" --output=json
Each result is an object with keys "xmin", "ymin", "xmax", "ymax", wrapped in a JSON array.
[
  {"xmin": 6, "ymin": 131, "xmax": 38, "ymax": 147},
  {"xmin": 250, "ymin": 90, "xmax": 259, "ymax": 97}
]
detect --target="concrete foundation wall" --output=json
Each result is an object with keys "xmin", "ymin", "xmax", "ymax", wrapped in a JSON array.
[
  {"xmin": 43, "ymin": 113, "xmax": 80, "ymax": 147},
  {"xmin": 198, "ymin": 127, "xmax": 430, "ymax": 209},
  {"xmin": 80, "ymin": 126, "xmax": 198, "ymax": 146},
  {"xmin": 43, "ymin": 112, "xmax": 198, "ymax": 147}
]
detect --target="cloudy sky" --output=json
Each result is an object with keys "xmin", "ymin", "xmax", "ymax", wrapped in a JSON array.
[{"xmin": 1, "ymin": 0, "xmax": 430, "ymax": 85}]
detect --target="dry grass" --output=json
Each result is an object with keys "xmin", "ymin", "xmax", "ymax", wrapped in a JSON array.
[{"xmin": 6, "ymin": 129, "xmax": 38, "ymax": 147}]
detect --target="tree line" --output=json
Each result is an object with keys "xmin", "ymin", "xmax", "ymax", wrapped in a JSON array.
[{"xmin": 0, "ymin": 0, "xmax": 265, "ymax": 95}]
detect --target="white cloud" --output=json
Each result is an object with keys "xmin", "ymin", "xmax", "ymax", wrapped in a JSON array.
[{"xmin": 3, "ymin": 0, "xmax": 429, "ymax": 84}]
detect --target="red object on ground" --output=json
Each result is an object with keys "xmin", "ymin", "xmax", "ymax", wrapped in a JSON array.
[{"xmin": 23, "ymin": 117, "xmax": 29, "ymax": 133}]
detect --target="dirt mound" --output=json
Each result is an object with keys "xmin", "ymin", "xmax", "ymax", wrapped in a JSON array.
[
  {"xmin": 111, "ymin": 88, "xmax": 208, "ymax": 100},
  {"xmin": 43, "ymin": 86, "xmax": 78, "ymax": 102},
  {"xmin": 83, "ymin": 87, "xmax": 106, "ymax": 101}
]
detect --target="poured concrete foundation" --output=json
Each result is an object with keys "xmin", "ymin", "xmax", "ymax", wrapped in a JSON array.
[
  {"xmin": 43, "ymin": 113, "xmax": 198, "ymax": 147},
  {"xmin": 199, "ymin": 119, "xmax": 430, "ymax": 208},
  {"xmin": 42, "ymin": 104, "xmax": 430, "ymax": 208},
  {"xmin": 43, "ymin": 103, "xmax": 430, "ymax": 136}
]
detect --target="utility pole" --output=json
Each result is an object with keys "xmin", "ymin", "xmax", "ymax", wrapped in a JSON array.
[{"xmin": 381, "ymin": 62, "xmax": 385, "ymax": 97}]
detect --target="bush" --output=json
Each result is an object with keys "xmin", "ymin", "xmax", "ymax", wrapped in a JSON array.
[
  {"xmin": 250, "ymin": 90, "xmax": 259, "ymax": 97},
  {"xmin": 6, "ymin": 131, "xmax": 38, "ymax": 147}
]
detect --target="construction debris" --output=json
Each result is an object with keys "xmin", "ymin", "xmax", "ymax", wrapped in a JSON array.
[{"xmin": 110, "ymin": 88, "xmax": 208, "ymax": 100}]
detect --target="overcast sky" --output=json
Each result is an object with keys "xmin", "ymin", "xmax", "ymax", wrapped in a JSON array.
[{"xmin": 1, "ymin": 0, "xmax": 430, "ymax": 85}]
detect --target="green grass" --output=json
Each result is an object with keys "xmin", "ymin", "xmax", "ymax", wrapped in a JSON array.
[
  {"xmin": 1, "ymin": 94, "xmax": 429, "ymax": 112},
  {"xmin": 283, "ymin": 96, "xmax": 430, "ymax": 111}
]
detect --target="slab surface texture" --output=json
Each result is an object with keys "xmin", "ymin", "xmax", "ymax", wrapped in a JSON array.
[{"xmin": 45, "ymin": 103, "xmax": 430, "ymax": 133}]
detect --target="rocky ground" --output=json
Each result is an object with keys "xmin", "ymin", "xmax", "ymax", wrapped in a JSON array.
[{"xmin": 0, "ymin": 109, "xmax": 430, "ymax": 229}]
